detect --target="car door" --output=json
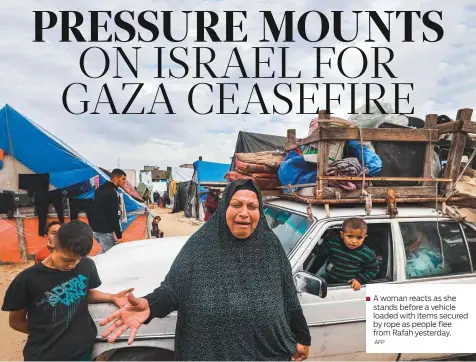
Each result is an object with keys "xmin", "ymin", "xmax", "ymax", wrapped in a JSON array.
[
  {"xmin": 395, "ymin": 218, "xmax": 476, "ymax": 361},
  {"xmin": 292, "ymin": 218, "xmax": 399, "ymax": 361}
]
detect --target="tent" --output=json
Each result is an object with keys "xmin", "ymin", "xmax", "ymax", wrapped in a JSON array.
[
  {"xmin": 231, "ymin": 131, "xmax": 287, "ymax": 169},
  {"xmin": 172, "ymin": 160, "xmax": 230, "ymax": 221},
  {"xmin": 172, "ymin": 180, "xmax": 194, "ymax": 214},
  {"xmin": 0, "ymin": 105, "xmax": 148, "ymax": 263},
  {"xmin": 194, "ymin": 160, "xmax": 230, "ymax": 201},
  {"xmin": 171, "ymin": 167, "xmax": 193, "ymax": 182}
]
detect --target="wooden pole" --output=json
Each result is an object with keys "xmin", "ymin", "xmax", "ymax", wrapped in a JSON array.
[
  {"xmin": 319, "ymin": 176, "xmax": 452, "ymax": 182},
  {"xmin": 16, "ymin": 218, "xmax": 27, "ymax": 264},
  {"xmin": 286, "ymin": 129, "xmax": 297, "ymax": 150},
  {"xmin": 280, "ymin": 194, "xmax": 468, "ymax": 205},
  {"xmin": 422, "ymin": 114, "xmax": 438, "ymax": 186},
  {"xmin": 317, "ymin": 110, "xmax": 330, "ymax": 195},
  {"xmin": 443, "ymin": 108, "xmax": 472, "ymax": 191}
]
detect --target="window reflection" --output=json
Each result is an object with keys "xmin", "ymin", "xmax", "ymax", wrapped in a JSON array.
[
  {"xmin": 400, "ymin": 222, "xmax": 471, "ymax": 279},
  {"xmin": 263, "ymin": 206, "xmax": 313, "ymax": 255}
]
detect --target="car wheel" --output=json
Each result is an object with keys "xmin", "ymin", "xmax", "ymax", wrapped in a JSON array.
[{"xmin": 109, "ymin": 347, "xmax": 174, "ymax": 361}]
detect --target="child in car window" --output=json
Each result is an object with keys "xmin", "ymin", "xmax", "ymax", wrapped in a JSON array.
[{"xmin": 312, "ymin": 218, "xmax": 379, "ymax": 291}]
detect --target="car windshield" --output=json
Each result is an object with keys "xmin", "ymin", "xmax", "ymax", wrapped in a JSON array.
[{"xmin": 263, "ymin": 205, "xmax": 313, "ymax": 255}]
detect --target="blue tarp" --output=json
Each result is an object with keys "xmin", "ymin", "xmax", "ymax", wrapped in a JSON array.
[
  {"xmin": 193, "ymin": 160, "xmax": 230, "ymax": 202},
  {"xmin": 277, "ymin": 150, "xmax": 317, "ymax": 193},
  {"xmin": 0, "ymin": 105, "xmax": 145, "ymax": 227},
  {"xmin": 347, "ymin": 141, "xmax": 382, "ymax": 176}
]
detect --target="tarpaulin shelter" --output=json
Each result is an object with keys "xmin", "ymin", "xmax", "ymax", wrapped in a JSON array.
[
  {"xmin": 231, "ymin": 131, "xmax": 287, "ymax": 170},
  {"xmin": 172, "ymin": 160, "xmax": 229, "ymax": 221},
  {"xmin": 194, "ymin": 160, "xmax": 230, "ymax": 201},
  {"xmin": 0, "ymin": 105, "xmax": 148, "ymax": 263}
]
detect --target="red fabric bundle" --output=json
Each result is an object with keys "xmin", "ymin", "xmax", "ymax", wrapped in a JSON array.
[
  {"xmin": 225, "ymin": 171, "xmax": 279, "ymax": 190},
  {"xmin": 244, "ymin": 172, "xmax": 277, "ymax": 179},
  {"xmin": 235, "ymin": 159, "xmax": 276, "ymax": 174}
]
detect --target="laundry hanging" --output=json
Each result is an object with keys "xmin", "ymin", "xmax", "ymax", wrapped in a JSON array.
[
  {"xmin": 69, "ymin": 198, "xmax": 94, "ymax": 223},
  {"xmin": 34, "ymin": 191, "xmax": 65, "ymax": 236},
  {"xmin": 119, "ymin": 192, "xmax": 127, "ymax": 223},
  {"xmin": 18, "ymin": 174, "xmax": 49, "ymax": 197}
]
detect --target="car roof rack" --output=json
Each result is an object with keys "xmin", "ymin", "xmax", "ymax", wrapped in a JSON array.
[{"xmin": 202, "ymin": 108, "xmax": 475, "ymax": 219}]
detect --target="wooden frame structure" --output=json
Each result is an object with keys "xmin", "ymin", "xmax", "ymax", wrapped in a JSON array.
[
  {"xmin": 282, "ymin": 108, "xmax": 474, "ymax": 206},
  {"xmin": 201, "ymin": 108, "xmax": 475, "ymax": 210}
]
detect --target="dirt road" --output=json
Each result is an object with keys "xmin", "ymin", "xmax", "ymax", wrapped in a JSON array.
[{"xmin": 0, "ymin": 209, "xmax": 200, "ymax": 361}]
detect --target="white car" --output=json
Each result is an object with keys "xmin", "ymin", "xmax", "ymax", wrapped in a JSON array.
[{"xmin": 90, "ymin": 198, "xmax": 476, "ymax": 361}]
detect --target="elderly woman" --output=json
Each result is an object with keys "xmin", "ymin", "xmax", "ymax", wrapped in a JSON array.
[{"xmin": 100, "ymin": 179, "xmax": 311, "ymax": 361}]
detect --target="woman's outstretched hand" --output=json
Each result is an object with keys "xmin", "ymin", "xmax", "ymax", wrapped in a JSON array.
[{"xmin": 99, "ymin": 292, "xmax": 151, "ymax": 345}]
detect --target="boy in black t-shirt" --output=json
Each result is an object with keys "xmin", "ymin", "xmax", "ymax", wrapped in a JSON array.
[{"xmin": 2, "ymin": 220, "xmax": 134, "ymax": 361}]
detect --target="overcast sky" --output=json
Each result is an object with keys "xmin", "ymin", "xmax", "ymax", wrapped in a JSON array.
[{"xmin": 0, "ymin": 0, "xmax": 475, "ymax": 172}]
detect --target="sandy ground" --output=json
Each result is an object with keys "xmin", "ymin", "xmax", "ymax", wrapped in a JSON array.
[{"xmin": 0, "ymin": 208, "xmax": 201, "ymax": 361}]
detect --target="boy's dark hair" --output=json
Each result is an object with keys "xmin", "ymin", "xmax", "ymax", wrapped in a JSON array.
[
  {"xmin": 55, "ymin": 220, "xmax": 93, "ymax": 257},
  {"xmin": 44, "ymin": 221, "xmax": 63, "ymax": 235},
  {"xmin": 111, "ymin": 168, "xmax": 126, "ymax": 178},
  {"xmin": 342, "ymin": 218, "xmax": 368, "ymax": 232},
  {"xmin": 154, "ymin": 216, "xmax": 161, "ymax": 221}
]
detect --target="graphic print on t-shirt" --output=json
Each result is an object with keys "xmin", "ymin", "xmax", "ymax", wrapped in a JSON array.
[
  {"xmin": 1, "ymin": 258, "xmax": 101, "ymax": 360},
  {"xmin": 35, "ymin": 273, "xmax": 89, "ymax": 323}
]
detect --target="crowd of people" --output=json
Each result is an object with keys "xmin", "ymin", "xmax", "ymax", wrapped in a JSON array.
[
  {"xmin": 1, "ymin": 177, "xmax": 390, "ymax": 361},
  {"xmin": 153, "ymin": 190, "xmax": 171, "ymax": 208}
]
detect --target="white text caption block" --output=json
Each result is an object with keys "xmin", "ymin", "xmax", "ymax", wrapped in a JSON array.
[{"xmin": 366, "ymin": 283, "xmax": 474, "ymax": 354}]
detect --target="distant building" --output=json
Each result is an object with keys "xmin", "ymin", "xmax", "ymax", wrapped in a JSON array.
[{"xmin": 140, "ymin": 166, "xmax": 171, "ymax": 182}]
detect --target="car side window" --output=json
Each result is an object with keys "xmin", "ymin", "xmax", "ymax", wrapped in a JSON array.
[
  {"xmin": 462, "ymin": 223, "xmax": 476, "ymax": 271},
  {"xmin": 400, "ymin": 222, "xmax": 472, "ymax": 279},
  {"xmin": 303, "ymin": 222, "xmax": 392, "ymax": 287}
]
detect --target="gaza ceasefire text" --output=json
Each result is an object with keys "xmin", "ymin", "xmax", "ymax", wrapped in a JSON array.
[{"xmin": 33, "ymin": 10, "xmax": 445, "ymax": 116}]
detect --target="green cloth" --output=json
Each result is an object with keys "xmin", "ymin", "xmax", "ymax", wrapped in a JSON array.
[
  {"xmin": 157, "ymin": 179, "xmax": 301, "ymax": 360},
  {"xmin": 314, "ymin": 236, "xmax": 379, "ymax": 284}
]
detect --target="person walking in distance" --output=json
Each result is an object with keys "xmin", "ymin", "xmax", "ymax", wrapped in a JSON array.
[{"xmin": 91, "ymin": 169, "xmax": 127, "ymax": 254}]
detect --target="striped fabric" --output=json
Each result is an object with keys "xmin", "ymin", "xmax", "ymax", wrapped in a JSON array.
[{"xmin": 314, "ymin": 237, "xmax": 379, "ymax": 284}]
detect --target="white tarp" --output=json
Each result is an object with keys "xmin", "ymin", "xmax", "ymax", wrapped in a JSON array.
[
  {"xmin": 0, "ymin": 155, "xmax": 56, "ymax": 192},
  {"xmin": 139, "ymin": 171, "xmax": 153, "ymax": 188},
  {"xmin": 171, "ymin": 167, "xmax": 193, "ymax": 182},
  {"xmin": 152, "ymin": 180, "xmax": 167, "ymax": 193}
]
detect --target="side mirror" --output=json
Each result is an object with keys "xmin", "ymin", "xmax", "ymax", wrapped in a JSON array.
[{"xmin": 294, "ymin": 271, "xmax": 327, "ymax": 298}]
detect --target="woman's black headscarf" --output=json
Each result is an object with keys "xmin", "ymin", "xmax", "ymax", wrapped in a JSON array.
[
  {"xmin": 157, "ymin": 179, "xmax": 302, "ymax": 361},
  {"xmin": 224, "ymin": 178, "xmax": 258, "ymax": 205},
  {"xmin": 220, "ymin": 178, "xmax": 261, "ymax": 240}
]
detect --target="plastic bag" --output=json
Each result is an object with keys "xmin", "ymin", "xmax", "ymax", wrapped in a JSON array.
[
  {"xmin": 348, "ymin": 102, "xmax": 409, "ymax": 129},
  {"xmin": 277, "ymin": 150, "xmax": 317, "ymax": 193},
  {"xmin": 347, "ymin": 140, "xmax": 383, "ymax": 176}
]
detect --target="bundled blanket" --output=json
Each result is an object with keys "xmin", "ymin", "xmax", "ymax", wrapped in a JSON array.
[
  {"xmin": 326, "ymin": 157, "xmax": 369, "ymax": 191},
  {"xmin": 225, "ymin": 171, "xmax": 279, "ymax": 190},
  {"xmin": 228, "ymin": 151, "xmax": 285, "ymax": 190},
  {"xmin": 235, "ymin": 151, "xmax": 284, "ymax": 169},
  {"xmin": 235, "ymin": 159, "xmax": 276, "ymax": 174}
]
